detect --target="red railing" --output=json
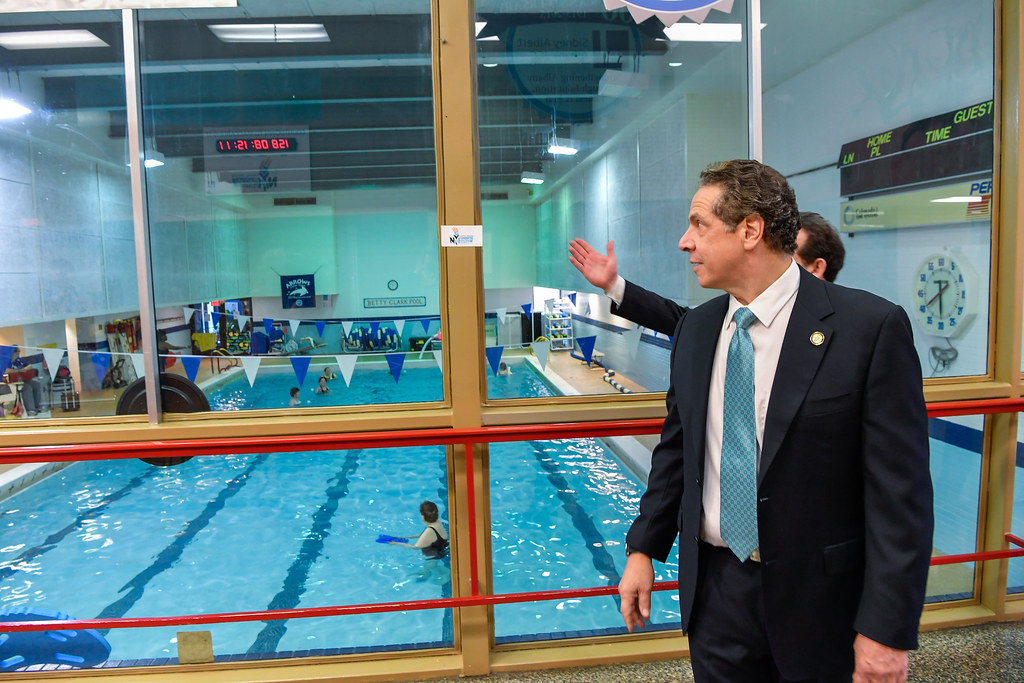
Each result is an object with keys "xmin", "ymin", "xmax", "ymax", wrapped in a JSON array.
[{"xmin": 0, "ymin": 398, "xmax": 1022, "ymax": 634}]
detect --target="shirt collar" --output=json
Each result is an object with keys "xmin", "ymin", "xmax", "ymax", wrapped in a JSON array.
[{"xmin": 727, "ymin": 259, "xmax": 801, "ymax": 329}]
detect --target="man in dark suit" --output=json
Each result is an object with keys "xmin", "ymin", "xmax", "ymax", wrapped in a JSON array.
[
  {"xmin": 568, "ymin": 212, "xmax": 846, "ymax": 338},
  {"xmin": 616, "ymin": 160, "xmax": 932, "ymax": 681}
]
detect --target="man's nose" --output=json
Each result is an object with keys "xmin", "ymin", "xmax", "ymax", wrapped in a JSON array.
[{"xmin": 678, "ymin": 228, "xmax": 694, "ymax": 252}]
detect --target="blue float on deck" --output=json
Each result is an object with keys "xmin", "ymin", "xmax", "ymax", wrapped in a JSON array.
[{"xmin": 0, "ymin": 607, "xmax": 110, "ymax": 671}]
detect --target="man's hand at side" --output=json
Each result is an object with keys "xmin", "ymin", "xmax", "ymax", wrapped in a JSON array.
[
  {"xmin": 618, "ymin": 551, "xmax": 654, "ymax": 632},
  {"xmin": 569, "ymin": 238, "xmax": 618, "ymax": 292},
  {"xmin": 853, "ymin": 633, "xmax": 908, "ymax": 683}
]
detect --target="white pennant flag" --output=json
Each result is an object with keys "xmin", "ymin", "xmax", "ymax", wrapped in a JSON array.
[
  {"xmin": 42, "ymin": 348, "xmax": 66, "ymax": 380},
  {"xmin": 237, "ymin": 314, "xmax": 250, "ymax": 329},
  {"xmin": 495, "ymin": 307, "xmax": 507, "ymax": 324},
  {"xmin": 335, "ymin": 354, "xmax": 357, "ymax": 387},
  {"xmin": 624, "ymin": 326, "xmax": 643, "ymax": 359},
  {"xmin": 343, "ymin": 320, "xmax": 354, "ymax": 338},
  {"xmin": 288, "ymin": 319, "xmax": 301, "ymax": 338},
  {"xmin": 130, "ymin": 353, "xmax": 146, "ymax": 379},
  {"xmin": 432, "ymin": 349, "xmax": 443, "ymax": 372},
  {"xmin": 531, "ymin": 340, "xmax": 551, "ymax": 370},
  {"xmin": 183, "ymin": 307, "xmax": 196, "ymax": 324},
  {"xmin": 241, "ymin": 356, "xmax": 262, "ymax": 387},
  {"xmin": 392, "ymin": 320, "xmax": 404, "ymax": 337}
]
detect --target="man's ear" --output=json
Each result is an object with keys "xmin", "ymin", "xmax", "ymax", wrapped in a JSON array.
[
  {"xmin": 806, "ymin": 257, "xmax": 828, "ymax": 279},
  {"xmin": 740, "ymin": 214, "xmax": 765, "ymax": 249}
]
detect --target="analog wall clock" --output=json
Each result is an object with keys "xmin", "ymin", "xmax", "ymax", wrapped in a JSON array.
[{"xmin": 911, "ymin": 252, "xmax": 975, "ymax": 337}]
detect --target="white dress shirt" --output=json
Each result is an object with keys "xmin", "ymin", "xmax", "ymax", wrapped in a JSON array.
[{"xmin": 701, "ymin": 260, "xmax": 801, "ymax": 547}]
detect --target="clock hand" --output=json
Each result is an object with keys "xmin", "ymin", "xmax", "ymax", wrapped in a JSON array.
[{"xmin": 926, "ymin": 281, "xmax": 949, "ymax": 316}]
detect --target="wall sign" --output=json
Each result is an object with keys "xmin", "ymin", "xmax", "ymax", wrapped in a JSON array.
[
  {"xmin": 281, "ymin": 274, "xmax": 315, "ymax": 309},
  {"xmin": 442, "ymin": 225, "xmax": 484, "ymax": 247},
  {"xmin": 839, "ymin": 179, "xmax": 992, "ymax": 233},
  {"xmin": 364, "ymin": 297, "xmax": 427, "ymax": 308}
]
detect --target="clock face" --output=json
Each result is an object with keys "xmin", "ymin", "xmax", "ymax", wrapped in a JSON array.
[{"xmin": 912, "ymin": 254, "xmax": 971, "ymax": 337}]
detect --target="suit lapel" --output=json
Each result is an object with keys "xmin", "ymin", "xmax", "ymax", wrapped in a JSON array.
[
  {"xmin": 758, "ymin": 270, "xmax": 834, "ymax": 485},
  {"xmin": 679, "ymin": 297, "xmax": 728, "ymax": 460}
]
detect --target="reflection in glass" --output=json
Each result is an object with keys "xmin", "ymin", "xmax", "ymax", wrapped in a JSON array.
[
  {"xmin": 478, "ymin": 0, "xmax": 750, "ymax": 399},
  {"xmin": 0, "ymin": 12, "xmax": 133, "ymax": 420},
  {"xmin": 1010, "ymin": 419, "xmax": 1024, "ymax": 594}
]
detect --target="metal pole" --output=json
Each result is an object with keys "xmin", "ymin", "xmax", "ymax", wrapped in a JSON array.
[{"xmin": 747, "ymin": 0, "xmax": 763, "ymax": 161}]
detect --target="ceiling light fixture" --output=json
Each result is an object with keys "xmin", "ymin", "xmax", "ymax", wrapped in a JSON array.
[
  {"xmin": 663, "ymin": 23, "xmax": 742, "ymax": 42},
  {"xmin": 668, "ymin": 61, "xmax": 683, "ymax": 67},
  {"xmin": 209, "ymin": 24, "xmax": 329, "ymax": 43},
  {"xmin": 482, "ymin": 63, "xmax": 498, "ymax": 68},
  {"xmin": 547, "ymin": 137, "xmax": 579, "ymax": 156},
  {"xmin": 0, "ymin": 29, "xmax": 108, "ymax": 50},
  {"xmin": 0, "ymin": 99, "xmax": 31, "ymax": 120},
  {"xmin": 520, "ymin": 171, "xmax": 545, "ymax": 185}
]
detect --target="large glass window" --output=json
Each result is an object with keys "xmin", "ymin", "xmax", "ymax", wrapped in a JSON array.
[
  {"xmin": 762, "ymin": 0, "xmax": 995, "ymax": 379},
  {"xmin": 138, "ymin": 2, "xmax": 441, "ymax": 415},
  {"xmin": 477, "ymin": 1, "xmax": 750, "ymax": 399},
  {"xmin": 0, "ymin": 11, "xmax": 133, "ymax": 420}
]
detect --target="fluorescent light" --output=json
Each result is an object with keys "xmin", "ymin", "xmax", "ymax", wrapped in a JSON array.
[
  {"xmin": 0, "ymin": 99, "xmax": 31, "ymax": 120},
  {"xmin": 482, "ymin": 63, "xmax": 498, "ymax": 68},
  {"xmin": 475, "ymin": 21, "xmax": 499, "ymax": 41},
  {"xmin": 208, "ymin": 24, "xmax": 329, "ymax": 43},
  {"xmin": 663, "ymin": 23, "xmax": 742, "ymax": 42},
  {"xmin": 548, "ymin": 138, "xmax": 579, "ymax": 156},
  {"xmin": 0, "ymin": 29, "xmax": 108, "ymax": 50},
  {"xmin": 521, "ymin": 171, "xmax": 545, "ymax": 185},
  {"xmin": 930, "ymin": 196, "xmax": 983, "ymax": 203},
  {"xmin": 668, "ymin": 61, "xmax": 683, "ymax": 67}
]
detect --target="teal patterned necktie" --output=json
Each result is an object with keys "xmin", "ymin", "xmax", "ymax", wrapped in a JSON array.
[{"xmin": 720, "ymin": 306, "xmax": 758, "ymax": 561}]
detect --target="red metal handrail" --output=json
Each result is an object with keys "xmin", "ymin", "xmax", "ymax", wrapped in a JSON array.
[{"xmin": 0, "ymin": 398, "xmax": 1021, "ymax": 635}]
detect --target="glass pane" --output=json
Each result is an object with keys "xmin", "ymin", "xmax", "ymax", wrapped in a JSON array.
[
  {"xmin": 927, "ymin": 415, "xmax": 984, "ymax": 602},
  {"xmin": 0, "ymin": 11, "xmax": 134, "ymax": 421},
  {"xmin": 477, "ymin": 1, "xmax": 750, "ymax": 399},
  {"xmin": 762, "ymin": 0, "xmax": 995, "ymax": 378},
  {"xmin": 1010, "ymin": 417, "xmax": 1024, "ymax": 594},
  {"xmin": 490, "ymin": 434, "xmax": 679, "ymax": 642},
  {"xmin": 139, "ymin": 2, "xmax": 441, "ymax": 414},
  {"xmin": 0, "ymin": 446, "xmax": 451, "ymax": 669}
]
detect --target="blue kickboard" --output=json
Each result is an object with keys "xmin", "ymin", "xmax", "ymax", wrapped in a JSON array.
[
  {"xmin": 0, "ymin": 607, "xmax": 111, "ymax": 670},
  {"xmin": 376, "ymin": 534, "xmax": 407, "ymax": 544}
]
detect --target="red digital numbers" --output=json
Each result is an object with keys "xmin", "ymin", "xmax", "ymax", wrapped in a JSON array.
[{"xmin": 215, "ymin": 137, "xmax": 296, "ymax": 153}]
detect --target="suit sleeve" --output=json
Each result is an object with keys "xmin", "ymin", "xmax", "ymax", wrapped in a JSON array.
[
  {"xmin": 612, "ymin": 280, "xmax": 689, "ymax": 338},
  {"xmin": 624, "ymin": 316, "xmax": 687, "ymax": 563},
  {"xmin": 854, "ymin": 306, "xmax": 934, "ymax": 651}
]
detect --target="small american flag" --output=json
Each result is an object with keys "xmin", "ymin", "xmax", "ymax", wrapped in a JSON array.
[{"xmin": 966, "ymin": 194, "xmax": 991, "ymax": 217}]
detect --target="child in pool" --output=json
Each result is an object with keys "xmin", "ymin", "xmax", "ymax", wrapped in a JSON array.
[
  {"xmin": 322, "ymin": 366, "xmax": 337, "ymax": 381},
  {"xmin": 288, "ymin": 386, "xmax": 301, "ymax": 406},
  {"xmin": 314, "ymin": 376, "xmax": 330, "ymax": 394}
]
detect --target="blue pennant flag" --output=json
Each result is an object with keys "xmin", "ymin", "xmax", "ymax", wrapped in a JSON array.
[
  {"xmin": 385, "ymin": 353, "xmax": 405, "ymax": 383},
  {"xmin": 576, "ymin": 335, "xmax": 597, "ymax": 364},
  {"xmin": 315, "ymin": 320, "xmax": 326, "ymax": 337},
  {"xmin": 370, "ymin": 321, "xmax": 381, "ymax": 337},
  {"xmin": 420, "ymin": 318, "xmax": 433, "ymax": 335},
  {"xmin": 485, "ymin": 346, "xmax": 504, "ymax": 376},
  {"xmin": 0, "ymin": 345, "xmax": 13, "ymax": 376},
  {"xmin": 91, "ymin": 353, "xmax": 111, "ymax": 385},
  {"xmin": 211, "ymin": 311, "xmax": 221, "ymax": 329},
  {"xmin": 521, "ymin": 303, "xmax": 532, "ymax": 318},
  {"xmin": 568, "ymin": 293, "xmax": 577, "ymax": 306},
  {"xmin": 181, "ymin": 356, "xmax": 202, "ymax": 383},
  {"xmin": 291, "ymin": 356, "xmax": 312, "ymax": 386},
  {"xmin": 263, "ymin": 318, "xmax": 274, "ymax": 337}
]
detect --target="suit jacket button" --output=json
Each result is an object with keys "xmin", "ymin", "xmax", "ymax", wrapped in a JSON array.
[{"xmin": 696, "ymin": 477, "xmax": 702, "ymax": 487}]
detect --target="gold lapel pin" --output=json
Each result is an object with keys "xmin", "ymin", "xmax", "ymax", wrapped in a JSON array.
[{"xmin": 810, "ymin": 331, "xmax": 825, "ymax": 346}]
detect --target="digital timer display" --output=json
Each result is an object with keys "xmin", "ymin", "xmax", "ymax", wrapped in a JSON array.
[{"xmin": 215, "ymin": 137, "xmax": 297, "ymax": 153}]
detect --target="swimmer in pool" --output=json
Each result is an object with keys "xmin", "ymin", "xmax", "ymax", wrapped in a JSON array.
[
  {"xmin": 314, "ymin": 376, "xmax": 330, "ymax": 394},
  {"xmin": 497, "ymin": 361, "xmax": 512, "ymax": 376},
  {"xmin": 322, "ymin": 366, "xmax": 337, "ymax": 381},
  {"xmin": 289, "ymin": 386, "xmax": 301, "ymax": 406},
  {"xmin": 389, "ymin": 501, "xmax": 449, "ymax": 559}
]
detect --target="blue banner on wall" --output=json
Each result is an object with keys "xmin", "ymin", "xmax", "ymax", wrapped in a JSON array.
[{"xmin": 281, "ymin": 274, "xmax": 315, "ymax": 309}]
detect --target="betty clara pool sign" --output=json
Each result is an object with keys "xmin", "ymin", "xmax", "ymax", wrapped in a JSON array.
[{"xmin": 604, "ymin": 0, "xmax": 734, "ymax": 26}]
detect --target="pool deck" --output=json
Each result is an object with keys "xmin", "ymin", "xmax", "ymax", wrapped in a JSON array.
[{"xmin": 420, "ymin": 621, "xmax": 1024, "ymax": 682}]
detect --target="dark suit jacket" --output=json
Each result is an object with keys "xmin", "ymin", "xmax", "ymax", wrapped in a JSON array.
[
  {"xmin": 612, "ymin": 280, "xmax": 687, "ymax": 338},
  {"xmin": 624, "ymin": 267, "xmax": 933, "ymax": 679}
]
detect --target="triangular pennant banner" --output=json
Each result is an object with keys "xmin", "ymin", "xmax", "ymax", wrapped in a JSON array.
[
  {"xmin": 211, "ymin": 311, "xmax": 222, "ymax": 329},
  {"xmin": 91, "ymin": 352, "xmax": 111, "ymax": 385},
  {"xmin": 584, "ymin": 301, "xmax": 591, "ymax": 316},
  {"xmin": 291, "ymin": 356, "xmax": 312, "ymax": 386},
  {"xmin": 335, "ymin": 355, "xmax": 357, "ymax": 387},
  {"xmin": 183, "ymin": 307, "xmax": 195, "ymax": 324},
  {"xmin": 485, "ymin": 346, "xmax": 504, "ymax": 376},
  {"xmin": 42, "ymin": 348, "xmax": 66, "ymax": 380},
  {"xmin": 130, "ymin": 353, "xmax": 146, "ymax": 380},
  {"xmin": 419, "ymin": 318, "xmax": 432, "ymax": 335},
  {"xmin": 343, "ymin": 320, "xmax": 354, "ymax": 337},
  {"xmin": 531, "ymin": 340, "xmax": 550, "ymax": 370},
  {"xmin": 392, "ymin": 320, "xmax": 403, "ymax": 337},
  {"xmin": 568, "ymin": 293, "xmax": 577, "ymax": 306},
  {"xmin": 181, "ymin": 356, "xmax": 202, "ymax": 383},
  {"xmin": 521, "ymin": 303, "xmax": 532, "ymax": 318},
  {"xmin": 288, "ymin": 320, "xmax": 301, "ymax": 339},
  {"xmin": 0, "ymin": 345, "xmax": 14, "ymax": 376},
  {"xmin": 263, "ymin": 318, "xmax": 275, "ymax": 337},
  {"xmin": 385, "ymin": 353, "xmax": 405, "ymax": 383},
  {"xmin": 432, "ymin": 349, "xmax": 443, "ymax": 372},
  {"xmin": 241, "ymin": 356, "xmax": 261, "ymax": 387},
  {"xmin": 495, "ymin": 307, "xmax": 507, "ymax": 324},
  {"xmin": 625, "ymin": 326, "xmax": 643, "ymax": 359},
  {"xmin": 237, "ymin": 314, "xmax": 250, "ymax": 330},
  {"xmin": 370, "ymin": 321, "xmax": 380, "ymax": 337},
  {"xmin": 576, "ymin": 335, "xmax": 597, "ymax": 364},
  {"xmin": 315, "ymin": 320, "xmax": 326, "ymax": 338}
]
